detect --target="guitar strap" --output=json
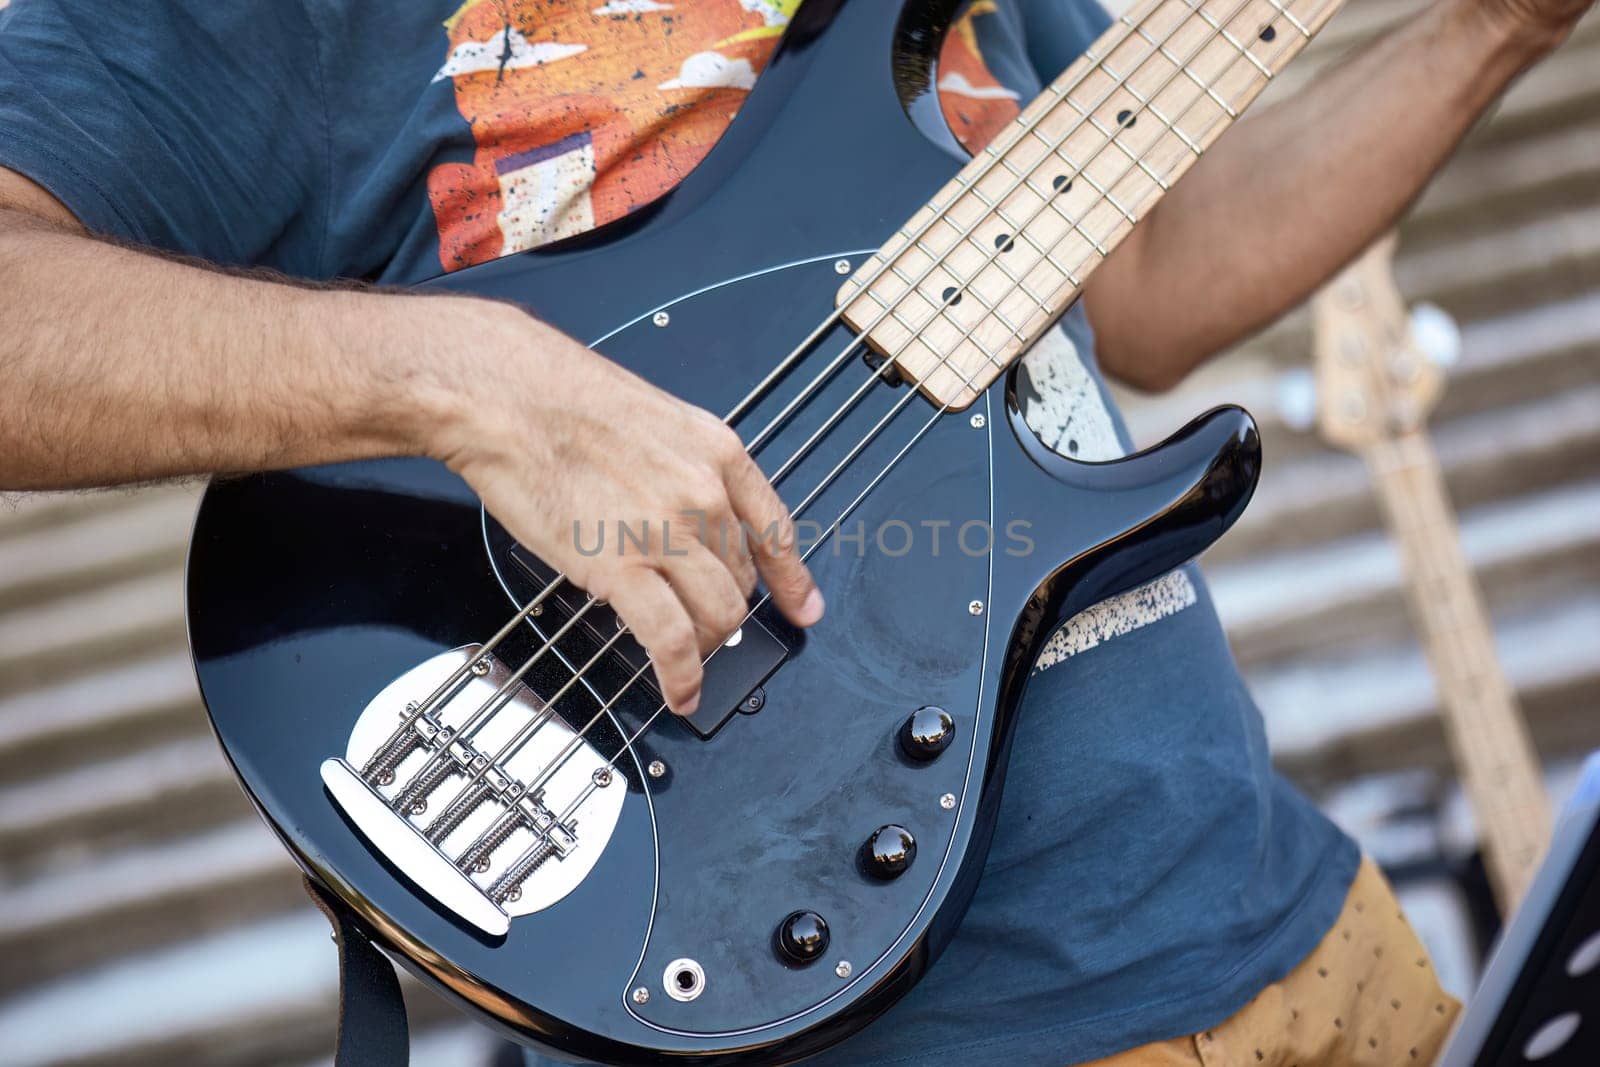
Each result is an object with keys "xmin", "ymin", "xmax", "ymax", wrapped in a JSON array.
[{"xmin": 304, "ymin": 878, "xmax": 412, "ymax": 1067}]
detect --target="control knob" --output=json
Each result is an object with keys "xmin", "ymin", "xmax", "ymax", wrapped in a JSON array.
[{"xmin": 899, "ymin": 706, "xmax": 954, "ymax": 761}]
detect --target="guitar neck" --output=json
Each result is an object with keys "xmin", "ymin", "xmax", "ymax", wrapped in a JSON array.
[
  {"xmin": 839, "ymin": 0, "xmax": 1347, "ymax": 410},
  {"xmin": 1363, "ymin": 429, "xmax": 1551, "ymax": 910}
]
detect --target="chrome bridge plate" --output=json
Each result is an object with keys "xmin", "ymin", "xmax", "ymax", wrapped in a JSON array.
[{"xmin": 321, "ymin": 645, "xmax": 626, "ymax": 936}]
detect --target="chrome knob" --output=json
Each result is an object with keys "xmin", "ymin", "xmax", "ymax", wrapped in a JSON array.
[
  {"xmin": 862, "ymin": 824, "xmax": 916, "ymax": 879},
  {"xmin": 776, "ymin": 910, "xmax": 830, "ymax": 964},
  {"xmin": 899, "ymin": 706, "xmax": 954, "ymax": 761}
]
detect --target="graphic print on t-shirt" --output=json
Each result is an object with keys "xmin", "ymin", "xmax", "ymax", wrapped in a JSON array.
[
  {"xmin": 427, "ymin": 0, "xmax": 802, "ymax": 271},
  {"xmin": 426, "ymin": 0, "xmax": 1028, "ymax": 272},
  {"xmin": 935, "ymin": 1, "xmax": 1021, "ymax": 152},
  {"xmin": 426, "ymin": 1, "xmax": 1194, "ymax": 663},
  {"xmin": 1018, "ymin": 330, "xmax": 1199, "ymax": 672}
]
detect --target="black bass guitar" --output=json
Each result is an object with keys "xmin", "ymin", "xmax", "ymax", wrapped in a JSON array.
[{"xmin": 187, "ymin": 0, "xmax": 1341, "ymax": 1061}]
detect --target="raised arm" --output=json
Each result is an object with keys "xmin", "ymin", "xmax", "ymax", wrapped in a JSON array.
[
  {"xmin": 0, "ymin": 169, "xmax": 822, "ymax": 713},
  {"xmin": 1081, "ymin": 0, "xmax": 1592, "ymax": 391}
]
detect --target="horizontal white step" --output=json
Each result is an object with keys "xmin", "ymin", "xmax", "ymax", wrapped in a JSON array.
[
  {"xmin": 0, "ymin": 819, "xmax": 286, "ymax": 943},
  {"xmin": 1399, "ymin": 202, "xmax": 1600, "ymax": 312},
  {"xmin": 0, "ymin": 486, "xmax": 191, "ymax": 538},
  {"xmin": 1211, "ymin": 477, "xmax": 1600, "ymax": 662},
  {"xmin": 0, "ymin": 905, "xmax": 470, "ymax": 1067},
  {"xmin": 1214, "ymin": 381, "xmax": 1600, "ymax": 560},
  {"xmin": 0, "ymin": 491, "xmax": 194, "ymax": 609},
  {"xmin": 0, "ymin": 735, "xmax": 239, "ymax": 855},
  {"xmin": 0, "ymin": 652, "xmax": 200, "ymax": 775},
  {"xmin": 0, "ymin": 567, "xmax": 186, "ymax": 683},
  {"xmin": 1121, "ymin": 292, "xmax": 1600, "ymax": 456},
  {"xmin": 1254, "ymin": 593, "xmax": 1600, "ymax": 764},
  {"xmin": 0, "ymin": 910, "xmax": 334, "ymax": 1067}
]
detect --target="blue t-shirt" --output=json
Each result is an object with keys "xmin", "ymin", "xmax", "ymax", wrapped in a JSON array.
[{"xmin": 0, "ymin": 1, "xmax": 1358, "ymax": 1063}]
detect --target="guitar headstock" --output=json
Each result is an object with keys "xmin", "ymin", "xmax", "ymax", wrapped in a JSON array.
[{"xmin": 1310, "ymin": 234, "xmax": 1448, "ymax": 452}]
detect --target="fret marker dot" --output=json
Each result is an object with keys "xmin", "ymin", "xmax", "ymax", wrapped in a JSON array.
[
  {"xmin": 1052, "ymin": 174, "xmax": 1071, "ymax": 192},
  {"xmin": 994, "ymin": 233, "xmax": 1014, "ymax": 252},
  {"xmin": 1116, "ymin": 109, "xmax": 1136, "ymax": 128},
  {"xmin": 941, "ymin": 286, "xmax": 963, "ymax": 306},
  {"xmin": 1259, "ymin": 24, "xmax": 1277, "ymax": 42}
]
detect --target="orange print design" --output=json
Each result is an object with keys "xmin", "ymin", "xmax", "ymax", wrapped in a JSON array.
[
  {"xmin": 427, "ymin": 0, "xmax": 789, "ymax": 272},
  {"xmin": 937, "ymin": 2, "xmax": 1020, "ymax": 155},
  {"xmin": 426, "ymin": 1, "xmax": 1018, "ymax": 272}
]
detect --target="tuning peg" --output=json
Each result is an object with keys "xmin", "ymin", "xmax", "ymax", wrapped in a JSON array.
[{"xmin": 1410, "ymin": 303, "xmax": 1461, "ymax": 368}]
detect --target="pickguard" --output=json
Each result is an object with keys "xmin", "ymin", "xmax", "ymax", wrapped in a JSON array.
[{"xmin": 483, "ymin": 256, "xmax": 996, "ymax": 1033}]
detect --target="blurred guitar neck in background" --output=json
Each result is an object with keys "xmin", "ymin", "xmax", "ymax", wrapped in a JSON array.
[{"xmin": 1309, "ymin": 234, "xmax": 1551, "ymax": 914}]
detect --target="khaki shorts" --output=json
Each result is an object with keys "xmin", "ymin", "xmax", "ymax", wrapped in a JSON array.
[{"xmin": 1080, "ymin": 858, "xmax": 1463, "ymax": 1066}]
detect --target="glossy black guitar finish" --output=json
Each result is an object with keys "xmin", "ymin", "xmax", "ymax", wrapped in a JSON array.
[{"xmin": 187, "ymin": 1, "xmax": 1261, "ymax": 1062}]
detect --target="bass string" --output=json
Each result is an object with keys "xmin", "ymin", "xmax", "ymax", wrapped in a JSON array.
[
  {"xmin": 719, "ymin": 0, "xmax": 1311, "ymax": 459},
  {"xmin": 711, "ymin": 0, "xmax": 1164, "ymax": 430},
  {"xmin": 378, "ymin": 0, "xmax": 1222, "ymax": 796},
  {"xmin": 376, "ymin": 0, "xmax": 1171, "ymax": 758},
  {"xmin": 395, "ymin": 0, "xmax": 1285, "ymax": 818},
  {"xmin": 422, "ymin": 0, "xmax": 1304, "ymax": 834},
  {"xmin": 478, "ymin": 0, "xmax": 1316, "ymax": 855}
]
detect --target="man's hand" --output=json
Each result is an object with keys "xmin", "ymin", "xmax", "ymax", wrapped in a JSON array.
[
  {"xmin": 424, "ymin": 301, "xmax": 824, "ymax": 717},
  {"xmin": 0, "ymin": 170, "xmax": 821, "ymax": 717}
]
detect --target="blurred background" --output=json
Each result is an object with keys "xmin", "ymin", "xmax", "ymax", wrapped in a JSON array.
[{"xmin": 1, "ymin": 0, "xmax": 1596, "ymax": 1063}]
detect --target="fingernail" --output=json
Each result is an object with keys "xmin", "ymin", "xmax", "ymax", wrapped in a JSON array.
[{"xmin": 799, "ymin": 587, "xmax": 825, "ymax": 626}]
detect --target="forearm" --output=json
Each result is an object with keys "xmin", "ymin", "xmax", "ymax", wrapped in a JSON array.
[
  {"xmin": 0, "ymin": 209, "xmax": 489, "ymax": 489},
  {"xmin": 1083, "ymin": 0, "xmax": 1564, "ymax": 390}
]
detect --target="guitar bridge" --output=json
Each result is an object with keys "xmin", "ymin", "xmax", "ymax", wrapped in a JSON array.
[{"xmin": 321, "ymin": 645, "xmax": 626, "ymax": 936}]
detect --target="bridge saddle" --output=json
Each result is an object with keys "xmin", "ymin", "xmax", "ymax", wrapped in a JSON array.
[{"xmin": 320, "ymin": 645, "xmax": 626, "ymax": 936}]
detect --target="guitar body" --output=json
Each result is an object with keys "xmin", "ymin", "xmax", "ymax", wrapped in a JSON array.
[{"xmin": 187, "ymin": 1, "xmax": 1260, "ymax": 1062}]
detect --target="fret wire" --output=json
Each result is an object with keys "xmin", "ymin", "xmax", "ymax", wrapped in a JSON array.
[
  {"xmin": 885, "ymin": 251, "xmax": 1036, "ymax": 348},
  {"xmin": 915, "ymin": 247, "xmax": 1048, "ymax": 338},
  {"xmin": 1106, "ymin": 76, "xmax": 1195, "ymax": 163},
  {"xmin": 826, "ymin": 0, "xmax": 1172, "ymax": 348},
  {"xmin": 501, "ymin": 0, "xmax": 1341, "ymax": 880},
  {"xmin": 1054, "ymin": 149, "xmax": 1142, "ymax": 225},
  {"xmin": 1261, "ymin": 0, "xmax": 1312, "ymax": 37},
  {"xmin": 869, "ymin": 0, "xmax": 1232, "ymax": 315},
  {"xmin": 1024, "ymin": 97, "xmax": 1164, "ymax": 191},
  {"xmin": 1127, "ymin": 18, "xmax": 1242, "ymax": 118},
  {"xmin": 966, "ymin": 181, "xmax": 1112, "ymax": 261},
  {"xmin": 855, "ymin": 0, "xmax": 1189, "ymax": 306},
  {"xmin": 866, "ymin": 0, "xmax": 1326, "ymax": 380},
  {"xmin": 415, "ymin": 1, "xmax": 1333, "ymax": 844},
  {"xmin": 912, "ymin": 0, "xmax": 1312, "ymax": 376},
  {"xmin": 1076, "ymin": 108, "xmax": 1175, "ymax": 191},
  {"xmin": 990, "ymin": 259, "xmax": 1055, "ymax": 313},
  {"xmin": 874, "ymin": 0, "xmax": 1280, "ymax": 369},
  {"xmin": 921, "ymin": 0, "xmax": 1167, "ymax": 212},
  {"xmin": 1148, "ymin": 99, "xmax": 1205, "ymax": 155},
  {"xmin": 939, "ymin": 236, "xmax": 1058, "ymax": 319},
  {"xmin": 953, "ymin": 194, "xmax": 1086, "ymax": 286},
  {"xmin": 1192, "ymin": 5, "xmax": 1276, "ymax": 78}
]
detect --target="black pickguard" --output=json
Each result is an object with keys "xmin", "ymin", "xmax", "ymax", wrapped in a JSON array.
[{"xmin": 186, "ymin": 1, "xmax": 1261, "ymax": 1062}]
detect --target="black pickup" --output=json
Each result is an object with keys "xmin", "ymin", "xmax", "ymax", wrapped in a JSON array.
[{"xmin": 508, "ymin": 546, "xmax": 788, "ymax": 740}]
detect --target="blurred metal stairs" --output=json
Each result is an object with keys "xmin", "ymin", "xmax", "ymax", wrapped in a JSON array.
[{"xmin": 1, "ymin": 2, "xmax": 1597, "ymax": 1062}]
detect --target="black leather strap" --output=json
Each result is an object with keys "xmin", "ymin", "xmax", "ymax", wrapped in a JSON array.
[{"xmin": 305, "ymin": 878, "xmax": 411, "ymax": 1067}]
